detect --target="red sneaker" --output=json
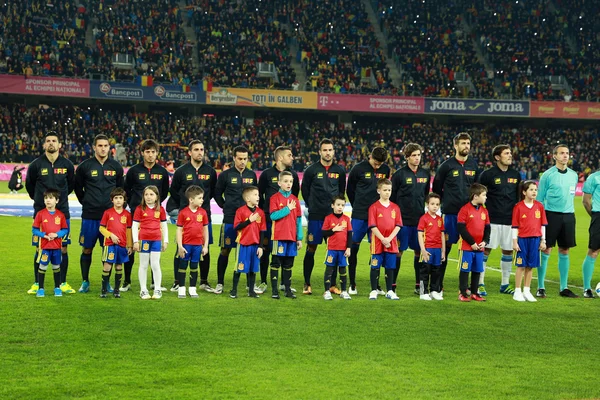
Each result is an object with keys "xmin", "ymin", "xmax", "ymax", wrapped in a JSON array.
[
  {"xmin": 458, "ymin": 293, "xmax": 471, "ymax": 302},
  {"xmin": 470, "ymin": 293, "xmax": 486, "ymax": 302}
]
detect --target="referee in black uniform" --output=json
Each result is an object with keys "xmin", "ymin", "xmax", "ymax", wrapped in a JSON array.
[
  {"xmin": 477, "ymin": 144, "xmax": 520, "ymax": 296},
  {"xmin": 391, "ymin": 143, "xmax": 430, "ymax": 294},
  {"xmin": 167, "ymin": 140, "xmax": 217, "ymax": 292},
  {"xmin": 122, "ymin": 139, "xmax": 170, "ymax": 291},
  {"xmin": 257, "ymin": 146, "xmax": 300, "ymax": 293},
  {"xmin": 346, "ymin": 147, "xmax": 390, "ymax": 295}
]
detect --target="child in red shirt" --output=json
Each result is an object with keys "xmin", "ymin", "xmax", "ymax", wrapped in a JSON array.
[
  {"xmin": 512, "ymin": 180, "xmax": 548, "ymax": 302},
  {"xmin": 133, "ymin": 185, "xmax": 168, "ymax": 300},
  {"xmin": 417, "ymin": 193, "xmax": 446, "ymax": 301},
  {"xmin": 457, "ymin": 183, "xmax": 490, "ymax": 302},
  {"xmin": 99, "ymin": 188, "xmax": 132, "ymax": 298},
  {"xmin": 322, "ymin": 195, "xmax": 352, "ymax": 300},
  {"xmin": 32, "ymin": 189, "xmax": 69, "ymax": 297}
]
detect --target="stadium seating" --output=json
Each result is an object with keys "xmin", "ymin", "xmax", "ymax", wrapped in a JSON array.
[
  {"xmin": 1, "ymin": 103, "xmax": 598, "ymax": 179},
  {"xmin": 0, "ymin": 0, "xmax": 89, "ymax": 77}
]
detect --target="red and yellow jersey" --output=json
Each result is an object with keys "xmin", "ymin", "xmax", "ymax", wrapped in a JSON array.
[
  {"xmin": 133, "ymin": 205, "xmax": 167, "ymax": 241},
  {"xmin": 270, "ymin": 192, "xmax": 301, "ymax": 241},
  {"xmin": 33, "ymin": 209, "xmax": 68, "ymax": 250},
  {"xmin": 323, "ymin": 213, "xmax": 352, "ymax": 251},
  {"xmin": 234, "ymin": 205, "xmax": 267, "ymax": 246},
  {"xmin": 457, "ymin": 202, "xmax": 490, "ymax": 251},
  {"xmin": 512, "ymin": 200, "xmax": 548, "ymax": 238},
  {"xmin": 417, "ymin": 213, "xmax": 444, "ymax": 249},
  {"xmin": 177, "ymin": 206, "xmax": 209, "ymax": 245},
  {"xmin": 368, "ymin": 200, "xmax": 402, "ymax": 254},
  {"xmin": 100, "ymin": 208, "xmax": 132, "ymax": 247}
]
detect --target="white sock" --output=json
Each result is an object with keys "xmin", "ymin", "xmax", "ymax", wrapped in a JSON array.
[
  {"xmin": 150, "ymin": 251, "xmax": 162, "ymax": 289},
  {"xmin": 479, "ymin": 270, "xmax": 485, "ymax": 285},
  {"xmin": 514, "ymin": 287, "xmax": 522, "ymax": 294},
  {"xmin": 523, "ymin": 287, "xmax": 530, "ymax": 294},
  {"xmin": 501, "ymin": 260, "xmax": 512, "ymax": 285},
  {"xmin": 138, "ymin": 253, "xmax": 150, "ymax": 292}
]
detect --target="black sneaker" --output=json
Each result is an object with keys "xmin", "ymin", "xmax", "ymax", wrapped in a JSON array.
[
  {"xmin": 229, "ymin": 290, "xmax": 237, "ymax": 299},
  {"xmin": 285, "ymin": 290, "xmax": 297, "ymax": 299},
  {"xmin": 100, "ymin": 290, "xmax": 107, "ymax": 298},
  {"xmin": 583, "ymin": 289, "xmax": 595, "ymax": 298},
  {"xmin": 272, "ymin": 292, "xmax": 280, "ymax": 299},
  {"xmin": 170, "ymin": 282, "xmax": 179, "ymax": 292},
  {"xmin": 248, "ymin": 292, "xmax": 260, "ymax": 298},
  {"xmin": 113, "ymin": 290, "xmax": 121, "ymax": 299},
  {"xmin": 536, "ymin": 289, "xmax": 547, "ymax": 298},
  {"xmin": 559, "ymin": 288, "xmax": 579, "ymax": 298}
]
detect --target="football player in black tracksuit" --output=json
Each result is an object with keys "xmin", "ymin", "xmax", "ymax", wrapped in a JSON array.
[
  {"xmin": 476, "ymin": 144, "xmax": 521, "ymax": 296},
  {"xmin": 25, "ymin": 132, "xmax": 75, "ymax": 294},
  {"xmin": 122, "ymin": 139, "xmax": 170, "ymax": 291},
  {"xmin": 432, "ymin": 133, "xmax": 480, "ymax": 295},
  {"xmin": 257, "ymin": 146, "xmax": 300, "ymax": 293},
  {"xmin": 166, "ymin": 140, "xmax": 217, "ymax": 293},
  {"xmin": 74, "ymin": 134, "xmax": 124, "ymax": 294},
  {"xmin": 346, "ymin": 147, "xmax": 390, "ymax": 295},
  {"xmin": 301, "ymin": 139, "xmax": 346, "ymax": 294},
  {"xmin": 214, "ymin": 146, "xmax": 258, "ymax": 294},
  {"xmin": 391, "ymin": 143, "xmax": 430, "ymax": 294}
]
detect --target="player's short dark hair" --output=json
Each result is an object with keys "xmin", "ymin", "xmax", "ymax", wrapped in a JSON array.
[
  {"xmin": 453, "ymin": 132, "xmax": 471, "ymax": 145},
  {"xmin": 403, "ymin": 143, "xmax": 424, "ymax": 158},
  {"xmin": 371, "ymin": 147, "xmax": 388, "ymax": 163},
  {"xmin": 140, "ymin": 139, "xmax": 159, "ymax": 152},
  {"xmin": 319, "ymin": 139, "xmax": 333, "ymax": 149},
  {"xmin": 519, "ymin": 180, "xmax": 537, "ymax": 201},
  {"xmin": 93, "ymin": 134, "xmax": 110, "ymax": 145},
  {"xmin": 185, "ymin": 185, "xmax": 204, "ymax": 199},
  {"xmin": 110, "ymin": 187, "xmax": 127, "ymax": 201},
  {"xmin": 553, "ymin": 144, "xmax": 569, "ymax": 154},
  {"xmin": 278, "ymin": 170, "xmax": 293, "ymax": 181},
  {"xmin": 188, "ymin": 140, "xmax": 203, "ymax": 150},
  {"xmin": 274, "ymin": 146, "xmax": 291, "ymax": 160},
  {"xmin": 331, "ymin": 195, "xmax": 346, "ymax": 204},
  {"xmin": 492, "ymin": 144, "xmax": 511, "ymax": 161},
  {"xmin": 233, "ymin": 146, "xmax": 249, "ymax": 158},
  {"xmin": 43, "ymin": 188, "xmax": 60, "ymax": 200},
  {"xmin": 469, "ymin": 183, "xmax": 487, "ymax": 200},
  {"xmin": 242, "ymin": 185, "xmax": 258, "ymax": 199},
  {"xmin": 377, "ymin": 178, "xmax": 392, "ymax": 189},
  {"xmin": 44, "ymin": 131, "xmax": 59, "ymax": 141},
  {"xmin": 425, "ymin": 193, "xmax": 440, "ymax": 203}
]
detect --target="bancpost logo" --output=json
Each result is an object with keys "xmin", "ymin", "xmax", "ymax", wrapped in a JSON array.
[
  {"xmin": 588, "ymin": 106, "xmax": 600, "ymax": 116},
  {"xmin": 208, "ymin": 89, "xmax": 238, "ymax": 105},
  {"xmin": 153, "ymin": 85, "xmax": 197, "ymax": 102},
  {"xmin": 98, "ymin": 82, "xmax": 143, "ymax": 99},
  {"xmin": 425, "ymin": 99, "xmax": 528, "ymax": 116}
]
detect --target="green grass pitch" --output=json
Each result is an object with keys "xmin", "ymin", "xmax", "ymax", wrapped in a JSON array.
[{"xmin": 1, "ymin": 183, "xmax": 598, "ymax": 399}]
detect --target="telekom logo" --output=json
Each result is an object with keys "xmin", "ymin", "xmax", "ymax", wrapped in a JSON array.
[{"xmin": 319, "ymin": 96, "xmax": 329, "ymax": 107}]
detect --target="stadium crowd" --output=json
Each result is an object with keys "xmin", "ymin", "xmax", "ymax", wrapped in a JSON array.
[{"xmin": 1, "ymin": 103, "xmax": 599, "ymax": 180}]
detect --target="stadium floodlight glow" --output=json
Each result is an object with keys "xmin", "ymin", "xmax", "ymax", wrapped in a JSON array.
[{"xmin": 543, "ymin": 18, "xmax": 545, "ymax": 22}]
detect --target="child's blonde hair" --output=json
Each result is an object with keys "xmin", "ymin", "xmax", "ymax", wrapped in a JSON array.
[{"xmin": 140, "ymin": 185, "xmax": 160, "ymax": 210}]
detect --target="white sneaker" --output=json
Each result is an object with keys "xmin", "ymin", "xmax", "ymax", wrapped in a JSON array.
[
  {"xmin": 386, "ymin": 290, "xmax": 400, "ymax": 300},
  {"xmin": 199, "ymin": 283, "xmax": 214, "ymax": 293},
  {"xmin": 213, "ymin": 284, "xmax": 224, "ymax": 294},
  {"xmin": 170, "ymin": 282, "xmax": 179, "ymax": 292},
  {"xmin": 279, "ymin": 284, "xmax": 296, "ymax": 293},
  {"xmin": 189, "ymin": 287, "xmax": 198, "ymax": 298},
  {"xmin": 152, "ymin": 290, "xmax": 162, "ymax": 299},
  {"xmin": 430, "ymin": 291, "xmax": 444, "ymax": 301},
  {"xmin": 348, "ymin": 286, "xmax": 358, "ymax": 295},
  {"xmin": 369, "ymin": 290, "xmax": 378, "ymax": 300},
  {"xmin": 420, "ymin": 293, "xmax": 432, "ymax": 301},
  {"xmin": 340, "ymin": 291, "xmax": 351, "ymax": 300},
  {"xmin": 523, "ymin": 291, "xmax": 537, "ymax": 302},
  {"xmin": 376, "ymin": 288, "xmax": 386, "ymax": 296},
  {"xmin": 513, "ymin": 291, "xmax": 526, "ymax": 302},
  {"xmin": 178, "ymin": 287, "xmax": 186, "ymax": 299},
  {"xmin": 253, "ymin": 285, "xmax": 264, "ymax": 294},
  {"xmin": 120, "ymin": 283, "xmax": 131, "ymax": 292},
  {"xmin": 140, "ymin": 290, "xmax": 151, "ymax": 300},
  {"xmin": 323, "ymin": 291, "xmax": 333, "ymax": 300},
  {"xmin": 256, "ymin": 283, "xmax": 268, "ymax": 294}
]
